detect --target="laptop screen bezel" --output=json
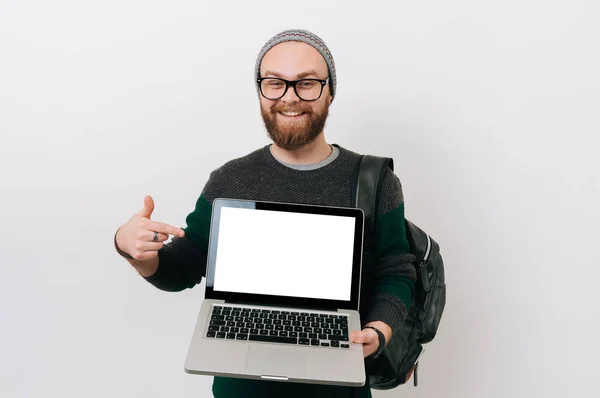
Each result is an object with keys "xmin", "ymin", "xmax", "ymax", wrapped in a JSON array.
[{"xmin": 203, "ymin": 198, "xmax": 364, "ymax": 311}]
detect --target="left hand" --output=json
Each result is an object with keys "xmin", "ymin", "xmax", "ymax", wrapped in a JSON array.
[
  {"xmin": 350, "ymin": 328, "xmax": 380, "ymax": 357},
  {"xmin": 350, "ymin": 321, "xmax": 392, "ymax": 358}
]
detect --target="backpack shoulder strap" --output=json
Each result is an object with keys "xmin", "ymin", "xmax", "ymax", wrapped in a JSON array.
[{"xmin": 353, "ymin": 155, "xmax": 394, "ymax": 247}]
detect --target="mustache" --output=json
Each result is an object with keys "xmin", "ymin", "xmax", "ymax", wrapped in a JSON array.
[{"xmin": 271, "ymin": 104, "xmax": 312, "ymax": 114}]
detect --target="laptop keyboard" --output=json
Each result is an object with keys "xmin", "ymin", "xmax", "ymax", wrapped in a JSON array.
[{"xmin": 205, "ymin": 306, "xmax": 351, "ymax": 349}]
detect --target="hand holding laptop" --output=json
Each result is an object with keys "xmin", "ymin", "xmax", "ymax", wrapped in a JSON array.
[
  {"xmin": 115, "ymin": 195, "xmax": 185, "ymax": 262},
  {"xmin": 350, "ymin": 321, "xmax": 392, "ymax": 357}
]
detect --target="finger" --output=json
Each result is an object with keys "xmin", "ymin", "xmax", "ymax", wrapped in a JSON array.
[
  {"xmin": 146, "ymin": 220, "xmax": 185, "ymax": 238},
  {"xmin": 132, "ymin": 250, "xmax": 159, "ymax": 262},
  {"xmin": 350, "ymin": 331, "xmax": 368, "ymax": 343},
  {"xmin": 138, "ymin": 195, "xmax": 155, "ymax": 219},
  {"xmin": 134, "ymin": 241, "xmax": 164, "ymax": 253},
  {"xmin": 144, "ymin": 231, "xmax": 169, "ymax": 242},
  {"xmin": 350, "ymin": 330, "xmax": 376, "ymax": 344}
]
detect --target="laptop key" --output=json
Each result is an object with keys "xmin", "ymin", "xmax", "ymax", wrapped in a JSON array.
[
  {"xmin": 249, "ymin": 334, "xmax": 297, "ymax": 345},
  {"xmin": 328, "ymin": 335, "xmax": 349, "ymax": 342},
  {"xmin": 320, "ymin": 342, "xmax": 330, "ymax": 347},
  {"xmin": 299, "ymin": 338, "xmax": 310, "ymax": 345},
  {"xmin": 231, "ymin": 327, "xmax": 240, "ymax": 333},
  {"xmin": 225, "ymin": 315, "xmax": 234, "ymax": 321},
  {"xmin": 294, "ymin": 326, "xmax": 302, "ymax": 332},
  {"xmin": 273, "ymin": 320, "xmax": 282, "ymax": 326},
  {"xmin": 318, "ymin": 334, "xmax": 327, "ymax": 340},
  {"xmin": 265, "ymin": 325, "xmax": 274, "ymax": 330},
  {"xmin": 210, "ymin": 320, "xmax": 225, "ymax": 326},
  {"xmin": 226, "ymin": 333, "xmax": 236, "ymax": 339},
  {"xmin": 259, "ymin": 330, "xmax": 269, "ymax": 335},
  {"xmin": 299, "ymin": 332, "xmax": 308, "ymax": 338},
  {"xmin": 206, "ymin": 331, "xmax": 216, "ymax": 338},
  {"xmin": 279, "ymin": 331, "xmax": 288, "ymax": 337},
  {"xmin": 275, "ymin": 325, "xmax": 284, "ymax": 331},
  {"xmin": 284, "ymin": 326, "xmax": 293, "ymax": 332},
  {"xmin": 269, "ymin": 330, "xmax": 278, "ymax": 336},
  {"xmin": 227, "ymin": 321, "xmax": 236, "ymax": 327},
  {"xmin": 221, "ymin": 326, "xmax": 230, "ymax": 332},
  {"xmin": 250, "ymin": 329, "xmax": 258, "ymax": 335},
  {"xmin": 333, "ymin": 330, "xmax": 342, "ymax": 335},
  {"xmin": 211, "ymin": 315, "xmax": 225, "ymax": 321},
  {"xmin": 240, "ymin": 328, "xmax": 249, "ymax": 334},
  {"xmin": 309, "ymin": 333, "xmax": 317, "ymax": 339},
  {"xmin": 216, "ymin": 332, "xmax": 226, "ymax": 339},
  {"xmin": 289, "ymin": 331, "xmax": 298, "ymax": 338},
  {"xmin": 208, "ymin": 326, "xmax": 220, "ymax": 332},
  {"xmin": 236, "ymin": 322, "xmax": 245, "ymax": 327},
  {"xmin": 331, "ymin": 340, "xmax": 340, "ymax": 347},
  {"xmin": 256, "ymin": 324, "xmax": 265, "ymax": 330},
  {"xmin": 283, "ymin": 320, "xmax": 292, "ymax": 326},
  {"xmin": 341, "ymin": 344, "xmax": 349, "ymax": 348},
  {"xmin": 236, "ymin": 334, "xmax": 248, "ymax": 341},
  {"xmin": 310, "ymin": 339, "xmax": 319, "ymax": 346}
]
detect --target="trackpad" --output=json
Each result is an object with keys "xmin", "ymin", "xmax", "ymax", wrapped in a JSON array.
[{"xmin": 246, "ymin": 344, "xmax": 306, "ymax": 377}]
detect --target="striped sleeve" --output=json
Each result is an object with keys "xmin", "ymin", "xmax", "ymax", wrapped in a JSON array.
[{"xmin": 361, "ymin": 167, "xmax": 417, "ymax": 332}]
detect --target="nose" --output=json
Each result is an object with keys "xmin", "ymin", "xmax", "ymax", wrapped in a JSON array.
[{"xmin": 280, "ymin": 82, "xmax": 300, "ymax": 103}]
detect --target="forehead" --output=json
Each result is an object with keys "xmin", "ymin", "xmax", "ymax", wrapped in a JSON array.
[{"xmin": 260, "ymin": 41, "xmax": 328, "ymax": 79}]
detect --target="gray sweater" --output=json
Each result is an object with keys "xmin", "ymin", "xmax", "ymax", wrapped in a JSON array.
[{"xmin": 145, "ymin": 144, "xmax": 416, "ymax": 397}]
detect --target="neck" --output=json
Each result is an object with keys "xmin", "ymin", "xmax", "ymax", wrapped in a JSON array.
[{"xmin": 270, "ymin": 134, "xmax": 332, "ymax": 165}]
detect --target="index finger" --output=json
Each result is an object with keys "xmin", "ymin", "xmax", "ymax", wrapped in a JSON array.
[{"xmin": 147, "ymin": 220, "xmax": 185, "ymax": 238}]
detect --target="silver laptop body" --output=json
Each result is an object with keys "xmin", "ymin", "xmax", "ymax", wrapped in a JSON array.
[{"xmin": 184, "ymin": 198, "xmax": 366, "ymax": 387}]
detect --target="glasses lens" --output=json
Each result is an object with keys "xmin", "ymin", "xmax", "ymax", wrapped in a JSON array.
[
  {"xmin": 260, "ymin": 78, "xmax": 286, "ymax": 100},
  {"xmin": 295, "ymin": 79, "xmax": 322, "ymax": 101}
]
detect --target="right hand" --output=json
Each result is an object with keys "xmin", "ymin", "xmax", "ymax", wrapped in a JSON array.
[{"xmin": 116, "ymin": 195, "xmax": 185, "ymax": 261}]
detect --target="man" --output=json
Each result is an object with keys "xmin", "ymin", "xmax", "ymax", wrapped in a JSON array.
[{"xmin": 114, "ymin": 29, "xmax": 416, "ymax": 398}]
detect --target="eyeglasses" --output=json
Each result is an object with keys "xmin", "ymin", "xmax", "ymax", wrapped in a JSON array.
[{"xmin": 257, "ymin": 76, "xmax": 330, "ymax": 101}]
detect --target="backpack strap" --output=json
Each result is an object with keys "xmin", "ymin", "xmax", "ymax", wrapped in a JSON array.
[{"xmin": 354, "ymin": 155, "xmax": 394, "ymax": 247}]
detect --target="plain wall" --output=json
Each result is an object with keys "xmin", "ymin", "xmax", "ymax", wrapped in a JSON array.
[{"xmin": 1, "ymin": 1, "xmax": 599, "ymax": 397}]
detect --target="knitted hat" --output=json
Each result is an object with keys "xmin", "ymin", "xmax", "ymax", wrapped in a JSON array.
[{"xmin": 255, "ymin": 29, "xmax": 336, "ymax": 99}]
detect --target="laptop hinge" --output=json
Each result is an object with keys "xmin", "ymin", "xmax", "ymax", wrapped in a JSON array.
[{"xmin": 223, "ymin": 300, "xmax": 336, "ymax": 312}]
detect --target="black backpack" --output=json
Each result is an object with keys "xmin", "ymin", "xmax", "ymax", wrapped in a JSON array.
[{"xmin": 352, "ymin": 155, "xmax": 446, "ymax": 389}]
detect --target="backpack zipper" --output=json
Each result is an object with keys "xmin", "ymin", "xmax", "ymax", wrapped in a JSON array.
[{"xmin": 419, "ymin": 234, "xmax": 432, "ymax": 292}]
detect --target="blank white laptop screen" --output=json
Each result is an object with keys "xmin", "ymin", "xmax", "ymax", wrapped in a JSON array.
[{"xmin": 213, "ymin": 207, "xmax": 356, "ymax": 301}]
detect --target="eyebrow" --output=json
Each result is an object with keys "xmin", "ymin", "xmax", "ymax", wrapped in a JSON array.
[{"xmin": 263, "ymin": 70, "xmax": 322, "ymax": 79}]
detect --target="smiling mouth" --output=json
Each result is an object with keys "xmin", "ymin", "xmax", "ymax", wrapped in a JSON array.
[{"xmin": 278, "ymin": 111, "xmax": 306, "ymax": 118}]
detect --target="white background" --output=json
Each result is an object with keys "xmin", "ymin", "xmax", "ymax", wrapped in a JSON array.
[
  {"xmin": 213, "ymin": 208, "xmax": 355, "ymax": 301},
  {"xmin": 1, "ymin": 1, "xmax": 599, "ymax": 397}
]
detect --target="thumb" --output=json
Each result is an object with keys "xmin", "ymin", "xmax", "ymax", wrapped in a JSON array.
[
  {"xmin": 139, "ymin": 195, "xmax": 155, "ymax": 219},
  {"xmin": 350, "ymin": 330, "xmax": 371, "ymax": 344}
]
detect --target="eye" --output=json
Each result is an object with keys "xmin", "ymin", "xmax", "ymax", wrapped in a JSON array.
[
  {"xmin": 298, "ymin": 80, "xmax": 317, "ymax": 88},
  {"xmin": 266, "ymin": 80, "xmax": 284, "ymax": 87}
]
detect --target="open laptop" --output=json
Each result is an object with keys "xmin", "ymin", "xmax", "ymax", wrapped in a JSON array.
[{"xmin": 184, "ymin": 198, "xmax": 366, "ymax": 387}]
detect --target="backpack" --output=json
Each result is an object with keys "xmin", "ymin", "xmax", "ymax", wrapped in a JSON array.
[{"xmin": 352, "ymin": 154, "xmax": 446, "ymax": 389}]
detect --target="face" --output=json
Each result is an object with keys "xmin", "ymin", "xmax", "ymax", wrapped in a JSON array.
[{"xmin": 259, "ymin": 41, "xmax": 332, "ymax": 150}]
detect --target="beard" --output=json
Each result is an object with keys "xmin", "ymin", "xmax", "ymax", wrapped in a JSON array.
[{"xmin": 261, "ymin": 101, "xmax": 329, "ymax": 150}]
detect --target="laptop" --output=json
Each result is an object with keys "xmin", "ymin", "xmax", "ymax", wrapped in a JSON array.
[{"xmin": 184, "ymin": 198, "xmax": 366, "ymax": 387}]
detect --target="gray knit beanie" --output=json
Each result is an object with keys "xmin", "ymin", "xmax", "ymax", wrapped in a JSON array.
[{"xmin": 254, "ymin": 29, "xmax": 336, "ymax": 99}]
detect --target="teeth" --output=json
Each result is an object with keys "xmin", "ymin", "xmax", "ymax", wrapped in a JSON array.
[{"xmin": 281, "ymin": 111, "xmax": 302, "ymax": 116}]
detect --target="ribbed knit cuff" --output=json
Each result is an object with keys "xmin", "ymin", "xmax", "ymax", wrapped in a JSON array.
[{"xmin": 361, "ymin": 293, "xmax": 408, "ymax": 333}]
